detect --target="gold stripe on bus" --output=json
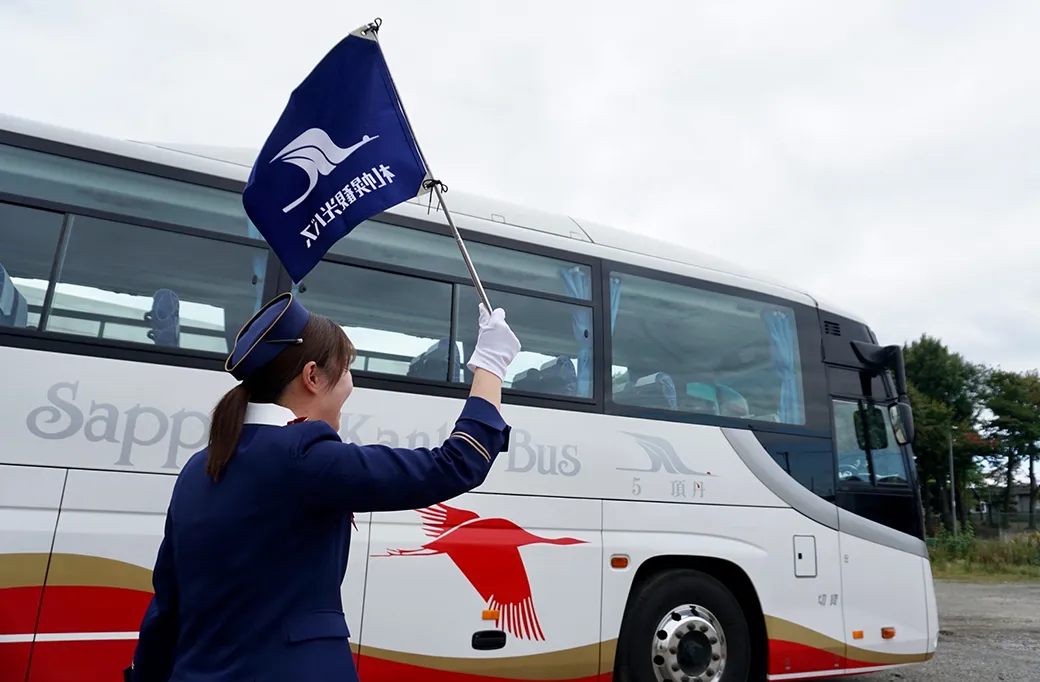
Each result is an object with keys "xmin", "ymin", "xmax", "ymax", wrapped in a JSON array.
[
  {"xmin": 765, "ymin": 615, "xmax": 933, "ymax": 665},
  {"xmin": 0, "ymin": 553, "xmax": 154, "ymax": 593},
  {"xmin": 0, "ymin": 553, "xmax": 50, "ymax": 589}
]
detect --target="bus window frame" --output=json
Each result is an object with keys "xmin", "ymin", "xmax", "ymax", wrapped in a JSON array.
[{"xmin": 827, "ymin": 374, "xmax": 915, "ymax": 493}]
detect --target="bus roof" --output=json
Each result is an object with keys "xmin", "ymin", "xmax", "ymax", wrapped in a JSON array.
[{"xmin": 0, "ymin": 112, "xmax": 865, "ymax": 324}]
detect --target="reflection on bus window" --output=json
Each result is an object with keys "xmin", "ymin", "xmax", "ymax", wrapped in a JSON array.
[
  {"xmin": 325, "ymin": 221, "xmax": 593, "ymax": 300},
  {"xmin": 0, "ymin": 202, "xmax": 65, "ymax": 331},
  {"xmin": 609, "ymin": 271, "xmax": 806, "ymax": 425},
  {"xmin": 294, "ymin": 260, "xmax": 453, "ymax": 381},
  {"xmin": 0, "ymin": 143, "xmax": 260, "ymax": 240},
  {"xmin": 40, "ymin": 215, "xmax": 267, "ymax": 353},
  {"xmin": 454, "ymin": 285, "xmax": 593, "ymax": 399}
]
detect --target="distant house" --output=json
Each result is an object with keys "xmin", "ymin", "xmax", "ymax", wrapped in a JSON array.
[{"xmin": 971, "ymin": 485, "xmax": 1036, "ymax": 515}]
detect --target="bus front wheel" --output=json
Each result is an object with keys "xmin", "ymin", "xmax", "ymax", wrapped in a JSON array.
[{"xmin": 615, "ymin": 568, "xmax": 751, "ymax": 682}]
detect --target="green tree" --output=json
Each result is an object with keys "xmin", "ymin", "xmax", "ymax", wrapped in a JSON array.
[
  {"xmin": 903, "ymin": 334, "xmax": 985, "ymax": 423},
  {"xmin": 905, "ymin": 383, "xmax": 953, "ymax": 534},
  {"xmin": 903, "ymin": 335, "xmax": 986, "ymax": 533},
  {"xmin": 983, "ymin": 370, "xmax": 1040, "ymax": 529}
]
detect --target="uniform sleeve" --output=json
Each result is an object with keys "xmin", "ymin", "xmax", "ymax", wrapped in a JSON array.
[
  {"xmin": 131, "ymin": 507, "xmax": 179, "ymax": 682},
  {"xmin": 290, "ymin": 396, "xmax": 511, "ymax": 513}
]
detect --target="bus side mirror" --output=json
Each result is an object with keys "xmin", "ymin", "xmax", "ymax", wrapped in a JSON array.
[
  {"xmin": 889, "ymin": 402, "xmax": 915, "ymax": 446},
  {"xmin": 854, "ymin": 405, "xmax": 889, "ymax": 451}
]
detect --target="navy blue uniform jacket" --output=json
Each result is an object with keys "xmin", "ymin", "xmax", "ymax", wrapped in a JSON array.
[{"xmin": 130, "ymin": 396, "xmax": 509, "ymax": 682}]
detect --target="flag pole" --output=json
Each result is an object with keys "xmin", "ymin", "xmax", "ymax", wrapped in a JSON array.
[{"xmin": 364, "ymin": 18, "xmax": 492, "ymax": 312}]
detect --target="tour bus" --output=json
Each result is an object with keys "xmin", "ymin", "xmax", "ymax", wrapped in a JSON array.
[{"xmin": 0, "ymin": 112, "xmax": 937, "ymax": 682}]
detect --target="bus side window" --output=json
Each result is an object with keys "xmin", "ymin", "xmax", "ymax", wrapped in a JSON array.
[
  {"xmin": 0, "ymin": 202, "xmax": 65, "ymax": 331},
  {"xmin": 756, "ymin": 431, "xmax": 837, "ymax": 502},
  {"xmin": 833, "ymin": 399, "xmax": 910, "ymax": 485},
  {"xmin": 293, "ymin": 259, "xmax": 454, "ymax": 380},
  {"xmin": 453, "ymin": 285, "xmax": 593, "ymax": 400},
  {"xmin": 608, "ymin": 270, "xmax": 807, "ymax": 426},
  {"xmin": 39, "ymin": 214, "xmax": 268, "ymax": 354}
]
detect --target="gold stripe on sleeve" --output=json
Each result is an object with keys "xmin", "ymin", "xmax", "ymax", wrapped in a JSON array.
[{"xmin": 450, "ymin": 430, "xmax": 491, "ymax": 462}]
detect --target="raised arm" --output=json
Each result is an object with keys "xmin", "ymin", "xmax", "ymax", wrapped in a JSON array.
[{"xmin": 290, "ymin": 305, "xmax": 521, "ymax": 513}]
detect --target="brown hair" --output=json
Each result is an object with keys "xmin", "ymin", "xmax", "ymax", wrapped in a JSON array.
[{"xmin": 205, "ymin": 313, "xmax": 356, "ymax": 481}]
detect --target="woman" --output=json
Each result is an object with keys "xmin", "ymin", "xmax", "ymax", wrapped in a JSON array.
[{"xmin": 128, "ymin": 292, "xmax": 521, "ymax": 682}]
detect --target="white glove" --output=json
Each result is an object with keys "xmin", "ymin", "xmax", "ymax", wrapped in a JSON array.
[{"xmin": 467, "ymin": 305, "xmax": 521, "ymax": 381}]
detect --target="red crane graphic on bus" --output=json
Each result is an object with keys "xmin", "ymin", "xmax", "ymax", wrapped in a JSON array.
[{"xmin": 373, "ymin": 503, "xmax": 586, "ymax": 641}]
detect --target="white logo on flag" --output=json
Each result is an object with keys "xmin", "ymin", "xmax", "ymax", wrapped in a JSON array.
[{"xmin": 270, "ymin": 128, "xmax": 379, "ymax": 213}]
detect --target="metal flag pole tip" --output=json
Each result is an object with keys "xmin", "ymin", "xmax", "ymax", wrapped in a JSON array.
[{"xmin": 361, "ymin": 17, "xmax": 382, "ymax": 36}]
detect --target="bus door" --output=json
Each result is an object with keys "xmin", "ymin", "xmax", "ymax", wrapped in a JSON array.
[
  {"xmin": 826, "ymin": 339, "xmax": 931, "ymax": 673},
  {"xmin": 0, "ymin": 465, "xmax": 66, "ymax": 681},
  {"xmin": 26, "ymin": 469, "xmax": 172, "ymax": 682}
]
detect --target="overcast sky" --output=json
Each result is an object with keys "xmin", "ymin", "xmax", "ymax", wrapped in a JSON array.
[{"xmin": 2, "ymin": 0, "xmax": 1039, "ymax": 373}]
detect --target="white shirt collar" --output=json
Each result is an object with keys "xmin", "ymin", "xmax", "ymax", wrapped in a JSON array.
[{"xmin": 244, "ymin": 402, "xmax": 300, "ymax": 426}]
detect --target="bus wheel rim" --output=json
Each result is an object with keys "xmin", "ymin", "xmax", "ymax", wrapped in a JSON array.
[{"xmin": 649, "ymin": 603, "xmax": 727, "ymax": 682}]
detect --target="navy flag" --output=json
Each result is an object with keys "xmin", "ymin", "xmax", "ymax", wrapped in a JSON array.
[{"xmin": 243, "ymin": 22, "xmax": 432, "ymax": 283}]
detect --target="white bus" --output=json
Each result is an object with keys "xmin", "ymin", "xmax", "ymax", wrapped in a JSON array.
[{"xmin": 0, "ymin": 113, "xmax": 937, "ymax": 682}]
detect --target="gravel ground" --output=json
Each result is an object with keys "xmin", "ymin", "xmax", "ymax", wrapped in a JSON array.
[{"xmin": 835, "ymin": 580, "xmax": 1040, "ymax": 682}]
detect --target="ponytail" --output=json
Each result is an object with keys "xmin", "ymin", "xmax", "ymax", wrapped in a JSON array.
[{"xmin": 206, "ymin": 383, "xmax": 251, "ymax": 482}]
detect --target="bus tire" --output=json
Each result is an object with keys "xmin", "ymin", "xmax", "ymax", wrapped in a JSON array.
[{"xmin": 615, "ymin": 568, "xmax": 751, "ymax": 682}]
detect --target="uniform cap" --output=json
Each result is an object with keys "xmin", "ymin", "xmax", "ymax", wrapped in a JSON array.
[{"xmin": 225, "ymin": 292, "xmax": 310, "ymax": 382}]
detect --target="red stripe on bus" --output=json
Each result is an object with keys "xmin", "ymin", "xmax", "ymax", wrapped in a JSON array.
[
  {"xmin": 26, "ymin": 639, "xmax": 136, "ymax": 682},
  {"xmin": 768, "ymin": 639, "xmax": 843, "ymax": 675},
  {"xmin": 23, "ymin": 641, "xmax": 613, "ymax": 682},
  {"xmin": 36, "ymin": 586, "xmax": 152, "ymax": 634},
  {"xmin": 355, "ymin": 653, "xmax": 612, "ymax": 682},
  {"xmin": 768, "ymin": 638, "xmax": 914, "ymax": 676},
  {"xmin": 0, "ymin": 586, "xmax": 44, "ymax": 635},
  {"xmin": 0, "ymin": 641, "xmax": 33, "ymax": 682}
]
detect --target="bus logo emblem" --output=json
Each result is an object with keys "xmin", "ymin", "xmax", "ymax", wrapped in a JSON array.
[
  {"xmin": 373, "ymin": 503, "xmax": 585, "ymax": 641},
  {"xmin": 617, "ymin": 432, "xmax": 715, "ymax": 476},
  {"xmin": 271, "ymin": 128, "xmax": 378, "ymax": 212}
]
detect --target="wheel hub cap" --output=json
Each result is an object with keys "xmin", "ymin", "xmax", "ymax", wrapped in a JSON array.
[{"xmin": 650, "ymin": 604, "xmax": 726, "ymax": 682}]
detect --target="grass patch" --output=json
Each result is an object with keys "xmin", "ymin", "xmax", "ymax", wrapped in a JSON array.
[
  {"xmin": 928, "ymin": 524, "xmax": 1040, "ymax": 582},
  {"xmin": 931, "ymin": 559, "xmax": 1040, "ymax": 582}
]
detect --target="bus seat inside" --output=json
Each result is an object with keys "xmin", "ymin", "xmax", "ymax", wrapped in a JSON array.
[
  {"xmin": 539, "ymin": 356, "xmax": 577, "ymax": 396},
  {"xmin": 512, "ymin": 355, "xmax": 577, "ymax": 396},
  {"xmin": 683, "ymin": 382, "xmax": 721, "ymax": 415},
  {"xmin": 146, "ymin": 288, "xmax": 181, "ymax": 347},
  {"xmin": 716, "ymin": 383, "xmax": 751, "ymax": 418},
  {"xmin": 512, "ymin": 366, "xmax": 540, "ymax": 391},
  {"xmin": 407, "ymin": 338, "xmax": 460, "ymax": 382},
  {"xmin": 0, "ymin": 262, "xmax": 29, "ymax": 328},
  {"xmin": 617, "ymin": 372, "xmax": 678, "ymax": 411}
]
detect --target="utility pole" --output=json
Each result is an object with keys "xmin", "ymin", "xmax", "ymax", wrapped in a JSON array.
[{"xmin": 949, "ymin": 427, "xmax": 957, "ymax": 536}]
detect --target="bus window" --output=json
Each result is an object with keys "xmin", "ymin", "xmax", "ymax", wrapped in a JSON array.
[
  {"xmin": 39, "ymin": 214, "xmax": 267, "ymax": 353},
  {"xmin": 755, "ymin": 430, "xmax": 837, "ymax": 502},
  {"xmin": 454, "ymin": 285, "xmax": 593, "ymax": 400},
  {"xmin": 609, "ymin": 270, "xmax": 806, "ymax": 425},
  {"xmin": 294, "ymin": 260, "xmax": 453, "ymax": 380},
  {"xmin": 0, "ymin": 143, "xmax": 255, "ymax": 240},
  {"xmin": 0, "ymin": 202, "xmax": 64, "ymax": 330},
  {"xmin": 325, "ymin": 221, "xmax": 593, "ymax": 300}
]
